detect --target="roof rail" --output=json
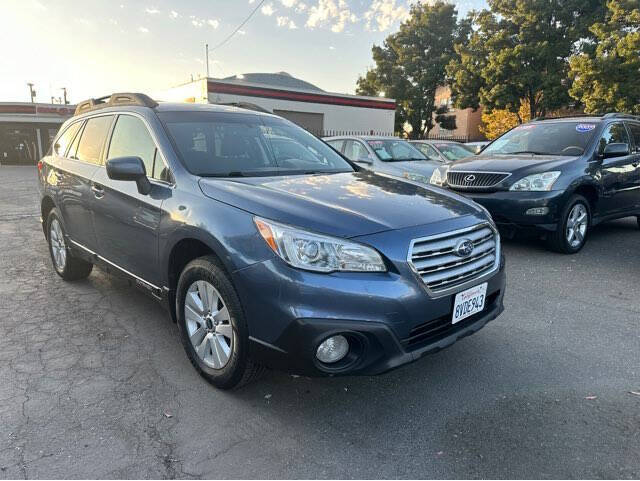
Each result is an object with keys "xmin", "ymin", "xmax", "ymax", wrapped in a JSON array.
[
  {"xmin": 532, "ymin": 113, "xmax": 603, "ymax": 121},
  {"xmin": 602, "ymin": 112, "xmax": 640, "ymax": 120},
  {"xmin": 74, "ymin": 92, "xmax": 158, "ymax": 116},
  {"xmin": 219, "ymin": 102, "xmax": 272, "ymax": 114}
]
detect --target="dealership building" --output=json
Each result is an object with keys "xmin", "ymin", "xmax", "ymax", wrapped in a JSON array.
[
  {"xmin": 160, "ymin": 72, "xmax": 396, "ymax": 137},
  {"xmin": 0, "ymin": 103, "xmax": 74, "ymax": 165}
]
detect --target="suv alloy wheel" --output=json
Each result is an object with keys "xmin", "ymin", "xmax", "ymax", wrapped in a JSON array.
[
  {"xmin": 547, "ymin": 195, "xmax": 591, "ymax": 254},
  {"xmin": 176, "ymin": 256, "xmax": 265, "ymax": 389},
  {"xmin": 46, "ymin": 209, "xmax": 93, "ymax": 281}
]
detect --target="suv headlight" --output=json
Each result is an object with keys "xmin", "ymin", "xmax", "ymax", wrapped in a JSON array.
[
  {"xmin": 254, "ymin": 217, "xmax": 386, "ymax": 273},
  {"xmin": 430, "ymin": 166, "xmax": 448, "ymax": 186},
  {"xmin": 509, "ymin": 171, "xmax": 561, "ymax": 191}
]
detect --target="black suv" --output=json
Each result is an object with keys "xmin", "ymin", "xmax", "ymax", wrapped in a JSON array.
[
  {"xmin": 37, "ymin": 93, "xmax": 505, "ymax": 389},
  {"xmin": 431, "ymin": 114, "xmax": 640, "ymax": 253}
]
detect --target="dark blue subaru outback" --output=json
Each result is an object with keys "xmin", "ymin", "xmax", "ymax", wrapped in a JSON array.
[{"xmin": 37, "ymin": 93, "xmax": 505, "ymax": 389}]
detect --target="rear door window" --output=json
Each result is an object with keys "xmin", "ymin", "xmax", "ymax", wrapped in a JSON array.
[
  {"xmin": 53, "ymin": 122, "xmax": 82, "ymax": 157},
  {"xmin": 75, "ymin": 115, "xmax": 114, "ymax": 165},
  {"xmin": 343, "ymin": 140, "xmax": 370, "ymax": 161}
]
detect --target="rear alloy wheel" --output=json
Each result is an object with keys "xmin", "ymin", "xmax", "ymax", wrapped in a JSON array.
[
  {"xmin": 546, "ymin": 195, "xmax": 590, "ymax": 254},
  {"xmin": 176, "ymin": 255, "xmax": 265, "ymax": 389},
  {"xmin": 46, "ymin": 209, "xmax": 93, "ymax": 281}
]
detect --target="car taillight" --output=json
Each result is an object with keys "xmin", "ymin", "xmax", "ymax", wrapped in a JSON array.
[{"xmin": 37, "ymin": 161, "xmax": 44, "ymax": 172}]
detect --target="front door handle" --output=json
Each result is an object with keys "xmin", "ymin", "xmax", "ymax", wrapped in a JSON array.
[{"xmin": 91, "ymin": 183, "xmax": 104, "ymax": 198}]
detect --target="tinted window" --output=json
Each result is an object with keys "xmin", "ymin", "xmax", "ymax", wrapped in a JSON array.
[
  {"xmin": 108, "ymin": 115, "xmax": 156, "ymax": 176},
  {"xmin": 53, "ymin": 122, "xmax": 82, "ymax": 157},
  {"xmin": 160, "ymin": 111, "xmax": 353, "ymax": 176},
  {"xmin": 414, "ymin": 143, "xmax": 439, "ymax": 159},
  {"xmin": 76, "ymin": 116, "xmax": 113, "ymax": 164},
  {"xmin": 326, "ymin": 140, "xmax": 344, "ymax": 152},
  {"xmin": 434, "ymin": 143, "xmax": 474, "ymax": 161},
  {"xmin": 366, "ymin": 139, "xmax": 427, "ymax": 162},
  {"xmin": 597, "ymin": 122, "xmax": 630, "ymax": 155},
  {"xmin": 626, "ymin": 123, "xmax": 640, "ymax": 153},
  {"xmin": 343, "ymin": 140, "xmax": 370, "ymax": 161},
  {"xmin": 483, "ymin": 121, "xmax": 598, "ymax": 156}
]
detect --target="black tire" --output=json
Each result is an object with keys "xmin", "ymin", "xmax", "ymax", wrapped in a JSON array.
[
  {"xmin": 46, "ymin": 209, "xmax": 93, "ymax": 281},
  {"xmin": 546, "ymin": 194, "xmax": 591, "ymax": 254},
  {"xmin": 637, "ymin": 216, "xmax": 640, "ymax": 229},
  {"xmin": 176, "ymin": 255, "xmax": 264, "ymax": 390}
]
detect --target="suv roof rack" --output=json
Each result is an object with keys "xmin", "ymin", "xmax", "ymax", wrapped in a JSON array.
[
  {"xmin": 602, "ymin": 112, "xmax": 640, "ymax": 120},
  {"xmin": 532, "ymin": 114, "xmax": 603, "ymax": 121},
  {"xmin": 74, "ymin": 92, "xmax": 158, "ymax": 116}
]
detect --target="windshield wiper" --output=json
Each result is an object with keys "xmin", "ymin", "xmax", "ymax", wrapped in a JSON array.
[
  {"xmin": 508, "ymin": 151, "xmax": 552, "ymax": 156},
  {"xmin": 199, "ymin": 171, "xmax": 247, "ymax": 177}
]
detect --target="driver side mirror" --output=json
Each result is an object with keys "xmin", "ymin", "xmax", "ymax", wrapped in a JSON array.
[
  {"xmin": 106, "ymin": 156, "xmax": 152, "ymax": 195},
  {"xmin": 602, "ymin": 143, "xmax": 630, "ymax": 159}
]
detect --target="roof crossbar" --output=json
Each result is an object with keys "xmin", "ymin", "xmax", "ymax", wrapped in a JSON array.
[{"xmin": 74, "ymin": 93, "xmax": 158, "ymax": 115}]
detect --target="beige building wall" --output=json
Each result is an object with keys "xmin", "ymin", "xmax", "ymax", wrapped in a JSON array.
[{"xmin": 428, "ymin": 86, "xmax": 485, "ymax": 141}]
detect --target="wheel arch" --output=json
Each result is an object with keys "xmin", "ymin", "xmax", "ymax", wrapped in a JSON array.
[
  {"xmin": 570, "ymin": 183, "xmax": 599, "ymax": 218},
  {"xmin": 40, "ymin": 196, "xmax": 56, "ymax": 236}
]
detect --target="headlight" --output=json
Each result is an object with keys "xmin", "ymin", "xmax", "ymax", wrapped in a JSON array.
[
  {"xmin": 403, "ymin": 172, "xmax": 429, "ymax": 184},
  {"xmin": 509, "ymin": 171, "xmax": 561, "ymax": 191},
  {"xmin": 430, "ymin": 166, "xmax": 448, "ymax": 186},
  {"xmin": 254, "ymin": 217, "xmax": 386, "ymax": 273}
]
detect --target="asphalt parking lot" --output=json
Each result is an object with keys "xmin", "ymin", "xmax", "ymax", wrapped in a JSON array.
[{"xmin": 0, "ymin": 165, "xmax": 638, "ymax": 479}]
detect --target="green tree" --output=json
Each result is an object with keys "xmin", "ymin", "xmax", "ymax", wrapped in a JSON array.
[
  {"xmin": 569, "ymin": 0, "xmax": 640, "ymax": 113},
  {"xmin": 447, "ymin": 0, "xmax": 605, "ymax": 120},
  {"xmin": 356, "ymin": 2, "xmax": 465, "ymax": 138}
]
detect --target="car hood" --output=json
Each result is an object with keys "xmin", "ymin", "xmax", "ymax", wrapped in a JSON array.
[
  {"xmin": 199, "ymin": 171, "xmax": 483, "ymax": 238},
  {"xmin": 450, "ymin": 153, "xmax": 578, "ymax": 174}
]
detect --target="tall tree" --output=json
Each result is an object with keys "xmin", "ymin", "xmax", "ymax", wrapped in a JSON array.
[
  {"xmin": 356, "ymin": 2, "xmax": 464, "ymax": 138},
  {"xmin": 569, "ymin": 0, "xmax": 640, "ymax": 113},
  {"xmin": 447, "ymin": 0, "xmax": 605, "ymax": 120}
]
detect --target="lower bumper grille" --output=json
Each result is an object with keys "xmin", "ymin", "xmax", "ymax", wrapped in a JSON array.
[{"xmin": 404, "ymin": 290, "xmax": 501, "ymax": 349}]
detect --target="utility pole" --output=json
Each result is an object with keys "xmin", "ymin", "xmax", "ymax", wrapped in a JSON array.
[
  {"xmin": 205, "ymin": 43, "xmax": 210, "ymax": 78},
  {"xmin": 27, "ymin": 83, "xmax": 36, "ymax": 103},
  {"xmin": 61, "ymin": 87, "xmax": 68, "ymax": 105}
]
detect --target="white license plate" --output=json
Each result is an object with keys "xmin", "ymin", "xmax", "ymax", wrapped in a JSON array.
[{"xmin": 452, "ymin": 283, "xmax": 488, "ymax": 324}]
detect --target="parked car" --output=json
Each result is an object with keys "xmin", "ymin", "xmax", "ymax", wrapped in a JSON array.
[
  {"xmin": 466, "ymin": 141, "xmax": 491, "ymax": 154},
  {"xmin": 410, "ymin": 140, "xmax": 476, "ymax": 162},
  {"xmin": 324, "ymin": 135, "xmax": 440, "ymax": 184},
  {"xmin": 431, "ymin": 114, "xmax": 640, "ymax": 253},
  {"xmin": 38, "ymin": 93, "xmax": 506, "ymax": 389}
]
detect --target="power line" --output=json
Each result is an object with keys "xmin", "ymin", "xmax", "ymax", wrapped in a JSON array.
[{"xmin": 209, "ymin": 0, "xmax": 265, "ymax": 52}]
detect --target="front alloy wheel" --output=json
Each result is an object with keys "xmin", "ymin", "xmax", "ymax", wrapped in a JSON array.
[
  {"xmin": 185, "ymin": 280, "xmax": 234, "ymax": 369},
  {"xmin": 546, "ymin": 194, "xmax": 591, "ymax": 254},
  {"xmin": 565, "ymin": 203, "xmax": 588, "ymax": 249}
]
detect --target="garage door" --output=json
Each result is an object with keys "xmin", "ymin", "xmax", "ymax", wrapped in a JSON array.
[{"xmin": 273, "ymin": 110, "xmax": 324, "ymax": 136}]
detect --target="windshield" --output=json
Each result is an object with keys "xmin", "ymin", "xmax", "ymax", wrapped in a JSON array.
[
  {"xmin": 483, "ymin": 121, "xmax": 599, "ymax": 156},
  {"xmin": 366, "ymin": 139, "xmax": 427, "ymax": 162},
  {"xmin": 159, "ymin": 111, "xmax": 354, "ymax": 177},
  {"xmin": 434, "ymin": 143, "xmax": 474, "ymax": 161}
]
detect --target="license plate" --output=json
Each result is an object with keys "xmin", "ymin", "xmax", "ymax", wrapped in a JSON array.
[{"xmin": 452, "ymin": 283, "xmax": 487, "ymax": 324}]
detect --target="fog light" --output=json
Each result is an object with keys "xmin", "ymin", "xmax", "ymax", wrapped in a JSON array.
[
  {"xmin": 316, "ymin": 335, "xmax": 349, "ymax": 364},
  {"xmin": 525, "ymin": 207, "xmax": 549, "ymax": 216}
]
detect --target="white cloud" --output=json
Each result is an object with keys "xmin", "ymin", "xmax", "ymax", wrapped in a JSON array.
[
  {"xmin": 276, "ymin": 16, "xmax": 298, "ymax": 29},
  {"xmin": 138, "ymin": 26, "xmax": 150, "ymax": 33},
  {"xmin": 364, "ymin": 0, "xmax": 409, "ymax": 32},
  {"xmin": 191, "ymin": 18, "xmax": 204, "ymax": 27},
  {"xmin": 207, "ymin": 19, "xmax": 220, "ymax": 28},
  {"xmin": 280, "ymin": 0, "xmax": 297, "ymax": 7},
  {"xmin": 295, "ymin": 2, "xmax": 307, "ymax": 12},
  {"xmin": 305, "ymin": 0, "xmax": 357, "ymax": 33},
  {"xmin": 261, "ymin": 3, "xmax": 276, "ymax": 15},
  {"xmin": 237, "ymin": 29, "xmax": 247, "ymax": 35},
  {"xmin": 145, "ymin": 7, "xmax": 160, "ymax": 14},
  {"xmin": 169, "ymin": 10, "xmax": 179, "ymax": 19},
  {"xmin": 32, "ymin": 0, "xmax": 47, "ymax": 10}
]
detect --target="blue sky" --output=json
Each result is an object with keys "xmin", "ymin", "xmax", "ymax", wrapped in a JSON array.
[{"xmin": 1, "ymin": 0, "xmax": 485, "ymax": 103}]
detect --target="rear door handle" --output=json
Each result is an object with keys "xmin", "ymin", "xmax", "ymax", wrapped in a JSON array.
[{"xmin": 91, "ymin": 183, "xmax": 104, "ymax": 198}]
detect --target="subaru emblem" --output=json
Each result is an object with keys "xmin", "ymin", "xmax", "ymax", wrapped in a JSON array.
[{"xmin": 454, "ymin": 239, "xmax": 474, "ymax": 258}]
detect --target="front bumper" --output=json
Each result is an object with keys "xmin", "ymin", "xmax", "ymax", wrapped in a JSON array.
[
  {"xmin": 232, "ymin": 249, "xmax": 506, "ymax": 377},
  {"xmin": 453, "ymin": 189, "xmax": 569, "ymax": 233}
]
